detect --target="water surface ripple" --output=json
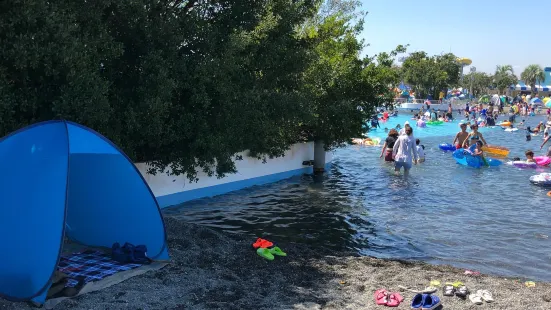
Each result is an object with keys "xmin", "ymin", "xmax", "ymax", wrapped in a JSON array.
[{"xmin": 165, "ymin": 114, "xmax": 551, "ymax": 281}]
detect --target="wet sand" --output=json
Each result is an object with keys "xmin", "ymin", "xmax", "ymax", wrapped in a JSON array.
[{"xmin": 1, "ymin": 216, "xmax": 550, "ymax": 309}]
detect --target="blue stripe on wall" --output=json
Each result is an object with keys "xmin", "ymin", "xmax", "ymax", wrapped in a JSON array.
[{"xmin": 157, "ymin": 164, "xmax": 334, "ymax": 208}]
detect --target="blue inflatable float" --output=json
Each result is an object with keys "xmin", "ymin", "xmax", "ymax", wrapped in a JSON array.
[
  {"xmin": 452, "ymin": 149, "xmax": 502, "ymax": 168},
  {"xmin": 439, "ymin": 143, "xmax": 456, "ymax": 152}
]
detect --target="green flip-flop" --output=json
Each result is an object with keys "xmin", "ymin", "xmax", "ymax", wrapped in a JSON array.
[
  {"xmin": 257, "ymin": 248, "xmax": 275, "ymax": 260},
  {"xmin": 269, "ymin": 246, "xmax": 287, "ymax": 257}
]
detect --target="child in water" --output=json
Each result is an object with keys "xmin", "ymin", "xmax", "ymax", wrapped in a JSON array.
[
  {"xmin": 472, "ymin": 141, "xmax": 485, "ymax": 159},
  {"xmin": 526, "ymin": 126, "xmax": 535, "ymax": 141},
  {"xmin": 525, "ymin": 150, "xmax": 536, "ymax": 163},
  {"xmin": 416, "ymin": 139, "xmax": 425, "ymax": 162}
]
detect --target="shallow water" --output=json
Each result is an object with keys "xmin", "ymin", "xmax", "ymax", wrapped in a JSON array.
[{"xmin": 165, "ymin": 113, "xmax": 551, "ymax": 281}]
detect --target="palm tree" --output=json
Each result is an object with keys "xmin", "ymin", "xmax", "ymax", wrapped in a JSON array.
[
  {"xmin": 496, "ymin": 65, "xmax": 514, "ymax": 76},
  {"xmin": 521, "ymin": 64, "xmax": 545, "ymax": 95},
  {"xmin": 494, "ymin": 65, "xmax": 517, "ymax": 95}
]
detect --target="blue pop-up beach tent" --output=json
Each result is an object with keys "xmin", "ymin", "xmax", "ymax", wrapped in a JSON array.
[{"xmin": 0, "ymin": 120, "xmax": 169, "ymax": 304}]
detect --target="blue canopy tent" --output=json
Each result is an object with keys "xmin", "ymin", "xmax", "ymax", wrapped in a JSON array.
[{"xmin": 0, "ymin": 120, "xmax": 169, "ymax": 304}]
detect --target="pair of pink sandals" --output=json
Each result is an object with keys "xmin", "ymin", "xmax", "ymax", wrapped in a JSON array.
[{"xmin": 374, "ymin": 289, "xmax": 404, "ymax": 307}]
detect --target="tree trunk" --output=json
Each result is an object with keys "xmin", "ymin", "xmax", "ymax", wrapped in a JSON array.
[{"xmin": 313, "ymin": 140, "xmax": 326, "ymax": 174}]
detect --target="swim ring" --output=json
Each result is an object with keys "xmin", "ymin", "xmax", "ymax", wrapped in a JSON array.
[
  {"xmin": 426, "ymin": 120, "xmax": 443, "ymax": 125},
  {"xmin": 365, "ymin": 138, "xmax": 381, "ymax": 146},
  {"xmin": 535, "ymin": 156, "xmax": 551, "ymax": 166},
  {"xmin": 481, "ymin": 145, "xmax": 510, "ymax": 157},
  {"xmin": 352, "ymin": 138, "xmax": 380, "ymax": 146},
  {"xmin": 452, "ymin": 149, "xmax": 502, "ymax": 168},
  {"xmin": 417, "ymin": 120, "xmax": 426, "ymax": 128},
  {"xmin": 529, "ymin": 173, "xmax": 551, "ymax": 186},
  {"xmin": 438, "ymin": 143, "xmax": 456, "ymax": 152},
  {"xmin": 499, "ymin": 121, "xmax": 512, "ymax": 127},
  {"xmin": 507, "ymin": 161, "xmax": 537, "ymax": 168}
]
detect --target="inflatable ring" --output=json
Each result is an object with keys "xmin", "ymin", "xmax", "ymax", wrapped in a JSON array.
[
  {"xmin": 365, "ymin": 138, "xmax": 381, "ymax": 146},
  {"xmin": 507, "ymin": 161, "xmax": 537, "ymax": 168},
  {"xmin": 535, "ymin": 156, "xmax": 551, "ymax": 166},
  {"xmin": 426, "ymin": 120, "xmax": 443, "ymax": 125},
  {"xmin": 438, "ymin": 143, "xmax": 456, "ymax": 152},
  {"xmin": 499, "ymin": 121, "xmax": 511, "ymax": 127},
  {"xmin": 529, "ymin": 173, "xmax": 551, "ymax": 186}
]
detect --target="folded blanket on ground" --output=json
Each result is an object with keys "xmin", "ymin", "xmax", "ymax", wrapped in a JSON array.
[{"xmin": 58, "ymin": 250, "xmax": 142, "ymax": 287}]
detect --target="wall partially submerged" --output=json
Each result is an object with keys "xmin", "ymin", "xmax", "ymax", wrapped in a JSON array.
[{"xmin": 136, "ymin": 142, "xmax": 333, "ymax": 208}]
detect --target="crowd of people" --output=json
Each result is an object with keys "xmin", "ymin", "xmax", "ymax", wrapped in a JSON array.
[{"xmin": 376, "ymin": 97, "xmax": 551, "ymax": 175}]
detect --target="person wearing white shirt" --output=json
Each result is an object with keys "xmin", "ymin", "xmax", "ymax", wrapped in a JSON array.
[{"xmin": 392, "ymin": 126, "xmax": 418, "ymax": 175}]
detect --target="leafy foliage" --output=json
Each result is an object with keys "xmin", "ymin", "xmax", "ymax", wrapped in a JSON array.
[
  {"xmin": 0, "ymin": 0, "xmax": 402, "ymax": 180},
  {"xmin": 298, "ymin": 0, "xmax": 404, "ymax": 148},
  {"xmin": 493, "ymin": 65, "xmax": 517, "ymax": 95},
  {"xmin": 462, "ymin": 72, "xmax": 493, "ymax": 97},
  {"xmin": 401, "ymin": 52, "xmax": 460, "ymax": 98},
  {"xmin": 521, "ymin": 64, "xmax": 545, "ymax": 95}
]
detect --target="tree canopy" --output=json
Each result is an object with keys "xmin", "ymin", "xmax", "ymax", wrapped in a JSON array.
[
  {"xmin": 0, "ymin": 0, "xmax": 403, "ymax": 180},
  {"xmin": 399, "ymin": 52, "xmax": 460, "ymax": 98},
  {"xmin": 493, "ymin": 65, "xmax": 517, "ymax": 95},
  {"xmin": 462, "ymin": 72, "xmax": 493, "ymax": 97}
]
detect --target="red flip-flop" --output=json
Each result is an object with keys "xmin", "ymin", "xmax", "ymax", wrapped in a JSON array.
[
  {"xmin": 374, "ymin": 289, "xmax": 388, "ymax": 305},
  {"xmin": 386, "ymin": 293, "xmax": 404, "ymax": 307},
  {"xmin": 252, "ymin": 238, "xmax": 274, "ymax": 249}
]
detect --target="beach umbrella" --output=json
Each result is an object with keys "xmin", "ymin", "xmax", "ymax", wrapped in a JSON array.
[
  {"xmin": 531, "ymin": 98, "xmax": 543, "ymax": 106},
  {"xmin": 543, "ymin": 97, "xmax": 551, "ymax": 104},
  {"xmin": 546, "ymin": 101, "xmax": 551, "ymax": 108}
]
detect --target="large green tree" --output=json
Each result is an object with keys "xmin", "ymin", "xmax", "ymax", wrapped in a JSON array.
[
  {"xmin": 0, "ymin": 0, "xmax": 404, "ymax": 180},
  {"xmin": 462, "ymin": 72, "xmax": 492, "ymax": 97},
  {"xmin": 0, "ymin": 0, "xmax": 318, "ymax": 181},
  {"xmin": 401, "ymin": 52, "xmax": 460, "ymax": 98},
  {"xmin": 299, "ymin": 0, "xmax": 403, "ymax": 148},
  {"xmin": 521, "ymin": 64, "xmax": 545, "ymax": 95}
]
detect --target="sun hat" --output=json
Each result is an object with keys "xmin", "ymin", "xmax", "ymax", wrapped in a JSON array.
[{"xmin": 404, "ymin": 121, "xmax": 410, "ymax": 125}]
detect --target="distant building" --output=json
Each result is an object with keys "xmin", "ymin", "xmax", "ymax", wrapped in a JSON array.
[{"xmin": 509, "ymin": 67, "xmax": 551, "ymax": 95}]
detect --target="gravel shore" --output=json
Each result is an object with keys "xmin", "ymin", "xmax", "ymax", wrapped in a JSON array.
[{"xmin": 1, "ymin": 216, "xmax": 550, "ymax": 309}]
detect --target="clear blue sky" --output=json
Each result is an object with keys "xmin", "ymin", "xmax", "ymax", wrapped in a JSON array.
[{"xmin": 360, "ymin": 0, "xmax": 550, "ymax": 75}]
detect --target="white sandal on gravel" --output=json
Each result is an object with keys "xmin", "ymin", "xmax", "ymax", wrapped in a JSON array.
[
  {"xmin": 397, "ymin": 285, "xmax": 437, "ymax": 294},
  {"xmin": 477, "ymin": 290, "xmax": 494, "ymax": 302},
  {"xmin": 469, "ymin": 292, "xmax": 483, "ymax": 305}
]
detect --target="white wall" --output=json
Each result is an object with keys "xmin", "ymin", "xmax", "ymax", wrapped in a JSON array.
[{"xmin": 136, "ymin": 142, "xmax": 333, "ymax": 207}]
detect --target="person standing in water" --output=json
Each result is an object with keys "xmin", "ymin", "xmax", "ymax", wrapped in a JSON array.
[
  {"xmin": 446, "ymin": 104, "xmax": 454, "ymax": 120},
  {"xmin": 392, "ymin": 126, "xmax": 418, "ymax": 175},
  {"xmin": 379, "ymin": 129, "xmax": 399, "ymax": 162},
  {"xmin": 399, "ymin": 121, "xmax": 410, "ymax": 135},
  {"xmin": 453, "ymin": 123, "xmax": 469, "ymax": 149},
  {"xmin": 463, "ymin": 124, "xmax": 487, "ymax": 149}
]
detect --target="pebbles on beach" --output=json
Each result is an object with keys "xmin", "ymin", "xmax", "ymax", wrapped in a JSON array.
[{"xmin": 1, "ymin": 216, "xmax": 550, "ymax": 309}]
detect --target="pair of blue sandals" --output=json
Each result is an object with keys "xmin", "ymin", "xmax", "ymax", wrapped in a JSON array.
[
  {"xmin": 411, "ymin": 293, "xmax": 441, "ymax": 310},
  {"xmin": 111, "ymin": 243, "xmax": 151, "ymax": 264}
]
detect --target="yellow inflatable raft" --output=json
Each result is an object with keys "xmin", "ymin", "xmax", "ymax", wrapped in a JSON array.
[
  {"xmin": 482, "ymin": 145, "xmax": 510, "ymax": 156},
  {"xmin": 499, "ymin": 121, "xmax": 512, "ymax": 127}
]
